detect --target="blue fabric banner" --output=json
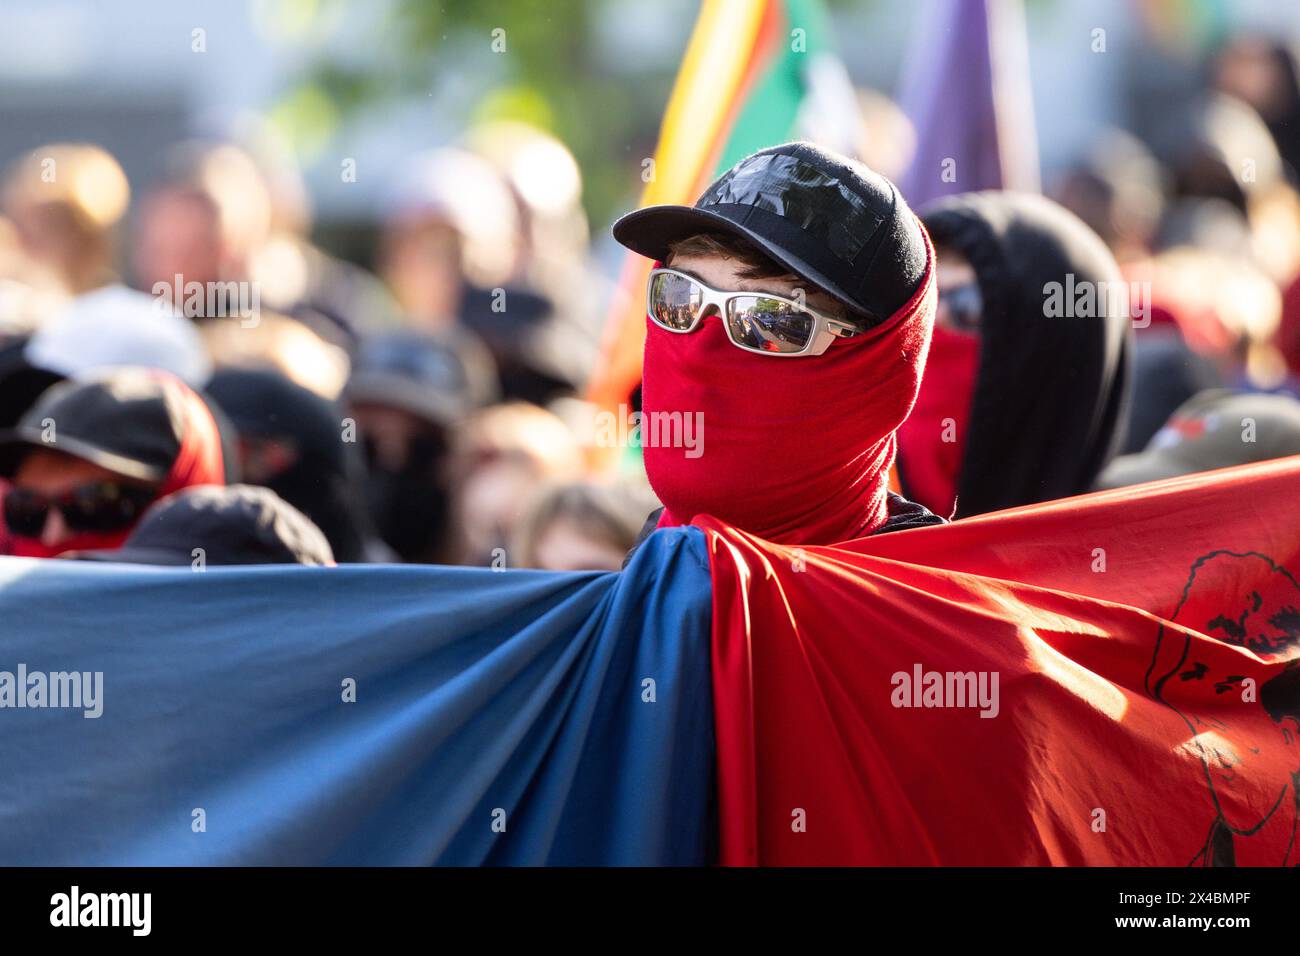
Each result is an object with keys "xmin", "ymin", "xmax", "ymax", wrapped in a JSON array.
[{"xmin": 0, "ymin": 526, "xmax": 715, "ymax": 865}]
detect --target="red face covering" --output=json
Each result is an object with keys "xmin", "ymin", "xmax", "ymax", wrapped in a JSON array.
[
  {"xmin": 642, "ymin": 233, "xmax": 936, "ymax": 546},
  {"xmin": 895, "ymin": 324, "xmax": 981, "ymax": 518},
  {"xmin": 5, "ymin": 373, "xmax": 226, "ymax": 558}
]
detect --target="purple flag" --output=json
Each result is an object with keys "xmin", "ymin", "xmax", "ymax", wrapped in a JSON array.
[{"xmin": 898, "ymin": 0, "xmax": 1040, "ymax": 207}]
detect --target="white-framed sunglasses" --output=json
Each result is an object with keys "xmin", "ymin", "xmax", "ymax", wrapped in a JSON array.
[{"xmin": 646, "ymin": 267, "xmax": 861, "ymax": 357}]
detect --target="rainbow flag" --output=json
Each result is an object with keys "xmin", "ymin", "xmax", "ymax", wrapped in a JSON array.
[{"xmin": 588, "ymin": 0, "xmax": 860, "ymax": 426}]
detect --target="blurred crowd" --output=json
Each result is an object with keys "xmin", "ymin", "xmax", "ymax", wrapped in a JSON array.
[
  {"xmin": 0, "ymin": 119, "xmax": 656, "ymax": 570},
  {"xmin": 0, "ymin": 33, "xmax": 1299, "ymax": 570},
  {"xmin": 894, "ymin": 34, "xmax": 1300, "ymax": 521}
]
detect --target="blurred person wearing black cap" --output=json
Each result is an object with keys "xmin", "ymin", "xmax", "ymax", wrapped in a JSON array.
[
  {"xmin": 345, "ymin": 331, "xmax": 490, "ymax": 563},
  {"xmin": 612, "ymin": 141, "xmax": 943, "ymax": 546},
  {"xmin": 0, "ymin": 332, "xmax": 244, "ymax": 489},
  {"xmin": 69, "ymin": 484, "xmax": 333, "ymax": 566},
  {"xmin": 0, "ymin": 368, "xmax": 225, "ymax": 558},
  {"xmin": 206, "ymin": 368, "xmax": 381, "ymax": 563},
  {"xmin": 1096, "ymin": 389, "xmax": 1300, "ymax": 491},
  {"xmin": 897, "ymin": 192, "xmax": 1132, "ymax": 519}
]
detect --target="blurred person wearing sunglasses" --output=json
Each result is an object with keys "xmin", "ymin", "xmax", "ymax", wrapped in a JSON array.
[
  {"xmin": 896, "ymin": 192, "xmax": 1132, "ymax": 519},
  {"xmin": 0, "ymin": 368, "xmax": 225, "ymax": 558},
  {"xmin": 612, "ymin": 142, "xmax": 944, "ymax": 546}
]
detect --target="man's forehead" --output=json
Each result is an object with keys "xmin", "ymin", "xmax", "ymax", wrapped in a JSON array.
[{"xmin": 667, "ymin": 253, "xmax": 844, "ymax": 309}]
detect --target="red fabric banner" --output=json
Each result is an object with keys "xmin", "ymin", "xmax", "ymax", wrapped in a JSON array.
[{"xmin": 703, "ymin": 456, "xmax": 1300, "ymax": 865}]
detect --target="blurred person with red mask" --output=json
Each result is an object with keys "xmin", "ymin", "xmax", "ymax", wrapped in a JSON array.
[
  {"xmin": 0, "ymin": 368, "xmax": 224, "ymax": 558},
  {"xmin": 612, "ymin": 142, "xmax": 944, "ymax": 548},
  {"xmin": 897, "ymin": 193, "xmax": 1132, "ymax": 519}
]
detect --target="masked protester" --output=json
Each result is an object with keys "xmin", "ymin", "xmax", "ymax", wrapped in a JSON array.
[
  {"xmin": 612, "ymin": 142, "xmax": 943, "ymax": 547},
  {"xmin": 345, "ymin": 332, "xmax": 486, "ymax": 563},
  {"xmin": 0, "ymin": 368, "xmax": 225, "ymax": 557},
  {"xmin": 898, "ymin": 192, "xmax": 1132, "ymax": 518},
  {"xmin": 206, "ymin": 368, "xmax": 379, "ymax": 564}
]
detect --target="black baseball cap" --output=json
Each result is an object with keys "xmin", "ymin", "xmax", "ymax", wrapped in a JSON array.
[
  {"xmin": 0, "ymin": 369, "xmax": 189, "ymax": 482},
  {"xmin": 72, "ymin": 484, "xmax": 335, "ymax": 566},
  {"xmin": 612, "ymin": 141, "xmax": 928, "ymax": 325}
]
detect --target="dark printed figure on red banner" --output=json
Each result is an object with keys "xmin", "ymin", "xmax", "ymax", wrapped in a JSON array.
[
  {"xmin": 698, "ymin": 454, "xmax": 1300, "ymax": 866},
  {"xmin": 1147, "ymin": 551, "xmax": 1300, "ymax": 866}
]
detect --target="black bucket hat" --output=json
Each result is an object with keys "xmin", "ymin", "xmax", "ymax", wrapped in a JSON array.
[{"xmin": 612, "ymin": 141, "xmax": 927, "ymax": 326}]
